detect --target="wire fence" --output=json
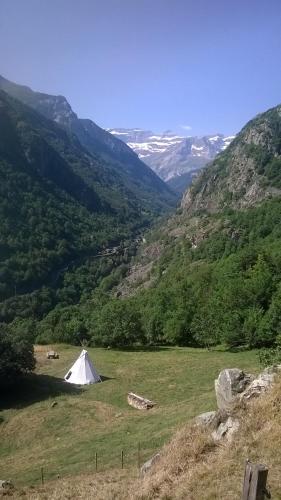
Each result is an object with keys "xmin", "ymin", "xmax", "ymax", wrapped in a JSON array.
[{"xmin": 33, "ymin": 441, "xmax": 159, "ymax": 486}]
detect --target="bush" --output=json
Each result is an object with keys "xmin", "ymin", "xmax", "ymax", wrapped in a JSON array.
[
  {"xmin": 259, "ymin": 335, "xmax": 281, "ymax": 367},
  {"xmin": 0, "ymin": 324, "xmax": 35, "ymax": 386},
  {"xmin": 92, "ymin": 300, "xmax": 145, "ymax": 347}
]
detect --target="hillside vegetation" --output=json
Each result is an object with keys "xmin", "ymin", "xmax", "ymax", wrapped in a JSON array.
[
  {"xmin": 0, "ymin": 76, "xmax": 177, "ymax": 337},
  {"xmin": 182, "ymin": 104, "xmax": 281, "ymax": 213},
  {"xmin": 3, "ymin": 87, "xmax": 281, "ymax": 355},
  {"xmin": 0, "ymin": 86, "xmax": 175, "ymax": 330},
  {"xmin": 0, "ymin": 75, "xmax": 176, "ymax": 213},
  {"xmin": 34, "ymin": 192, "xmax": 281, "ymax": 349},
  {"xmin": 2, "ymin": 87, "xmax": 281, "ymax": 499},
  {"xmin": 53, "ymin": 102, "xmax": 281, "ymax": 352}
]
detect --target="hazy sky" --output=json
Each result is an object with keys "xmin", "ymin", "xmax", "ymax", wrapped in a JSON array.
[{"xmin": 1, "ymin": 0, "xmax": 281, "ymax": 135}]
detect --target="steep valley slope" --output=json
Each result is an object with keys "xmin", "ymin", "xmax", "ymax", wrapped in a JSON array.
[
  {"xmin": 102, "ymin": 102, "xmax": 281, "ymax": 351},
  {"xmin": 0, "ymin": 82, "xmax": 175, "ymax": 327},
  {"xmin": 0, "ymin": 75, "xmax": 176, "ymax": 213}
]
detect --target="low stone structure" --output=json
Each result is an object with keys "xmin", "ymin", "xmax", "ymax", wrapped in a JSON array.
[{"xmin": 127, "ymin": 392, "xmax": 155, "ymax": 410}]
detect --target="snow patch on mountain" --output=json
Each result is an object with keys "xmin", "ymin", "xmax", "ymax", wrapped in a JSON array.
[{"xmin": 107, "ymin": 128, "xmax": 235, "ymax": 191}]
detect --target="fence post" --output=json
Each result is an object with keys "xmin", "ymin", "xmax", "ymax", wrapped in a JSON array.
[
  {"xmin": 40, "ymin": 466, "xmax": 44, "ymax": 485},
  {"xmin": 137, "ymin": 442, "xmax": 141, "ymax": 471},
  {"xmin": 95, "ymin": 452, "xmax": 98, "ymax": 472},
  {"xmin": 121, "ymin": 450, "xmax": 124, "ymax": 469},
  {"xmin": 242, "ymin": 460, "xmax": 269, "ymax": 500}
]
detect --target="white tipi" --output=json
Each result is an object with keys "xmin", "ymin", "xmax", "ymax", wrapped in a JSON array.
[{"xmin": 64, "ymin": 349, "xmax": 101, "ymax": 385}]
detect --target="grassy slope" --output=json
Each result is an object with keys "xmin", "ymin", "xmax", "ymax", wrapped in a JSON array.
[
  {"xmin": 0, "ymin": 345, "xmax": 259, "ymax": 486},
  {"xmin": 6, "ymin": 379, "xmax": 281, "ymax": 499}
]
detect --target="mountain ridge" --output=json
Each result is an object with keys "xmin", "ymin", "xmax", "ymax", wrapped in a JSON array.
[
  {"xmin": 0, "ymin": 86, "xmax": 176, "ymax": 313},
  {"xmin": 0, "ymin": 75, "xmax": 176, "ymax": 213},
  {"xmin": 181, "ymin": 104, "xmax": 281, "ymax": 213},
  {"xmin": 108, "ymin": 127, "xmax": 235, "ymax": 193}
]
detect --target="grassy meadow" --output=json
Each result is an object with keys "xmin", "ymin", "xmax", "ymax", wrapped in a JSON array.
[{"xmin": 0, "ymin": 345, "xmax": 260, "ymax": 486}]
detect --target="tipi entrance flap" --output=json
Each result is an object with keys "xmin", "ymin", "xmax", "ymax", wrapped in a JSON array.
[{"xmin": 64, "ymin": 349, "xmax": 101, "ymax": 385}]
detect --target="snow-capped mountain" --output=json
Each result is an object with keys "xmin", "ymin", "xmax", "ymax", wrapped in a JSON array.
[{"xmin": 108, "ymin": 128, "xmax": 235, "ymax": 193}]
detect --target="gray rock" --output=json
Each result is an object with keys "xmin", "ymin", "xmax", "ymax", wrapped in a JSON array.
[
  {"xmin": 0, "ymin": 480, "xmax": 14, "ymax": 489},
  {"xmin": 241, "ymin": 368, "xmax": 277, "ymax": 401},
  {"xmin": 140, "ymin": 453, "xmax": 161, "ymax": 476},
  {"xmin": 212, "ymin": 417, "xmax": 240, "ymax": 442},
  {"xmin": 195, "ymin": 411, "xmax": 217, "ymax": 427},
  {"xmin": 215, "ymin": 368, "xmax": 254, "ymax": 410}
]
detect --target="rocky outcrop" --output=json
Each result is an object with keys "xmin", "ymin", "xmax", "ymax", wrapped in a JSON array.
[
  {"xmin": 140, "ymin": 453, "xmax": 161, "ymax": 476},
  {"xmin": 142, "ymin": 365, "xmax": 280, "ymax": 478},
  {"xmin": 198, "ymin": 366, "xmax": 280, "ymax": 443},
  {"xmin": 0, "ymin": 480, "xmax": 14, "ymax": 490},
  {"xmin": 215, "ymin": 368, "xmax": 254, "ymax": 410},
  {"xmin": 212, "ymin": 416, "xmax": 240, "ymax": 442},
  {"xmin": 241, "ymin": 366, "xmax": 280, "ymax": 401},
  {"xmin": 195, "ymin": 411, "xmax": 217, "ymax": 427},
  {"xmin": 181, "ymin": 104, "xmax": 281, "ymax": 214}
]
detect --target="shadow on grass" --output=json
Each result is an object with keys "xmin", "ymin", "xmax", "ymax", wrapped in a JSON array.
[
  {"xmin": 100, "ymin": 374, "xmax": 114, "ymax": 382},
  {"xmin": 225, "ymin": 346, "xmax": 250, "ymax": 353},
  {"xmin": 0, "ymin": 373, "xmax": 83, "ymax": 411},
  {"xmin": 110, "ymin": 345, "xmax": 172, "ymax": 353}
]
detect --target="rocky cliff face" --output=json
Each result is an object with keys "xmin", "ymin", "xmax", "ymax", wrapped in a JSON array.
[{"xmin": 181, "ymin": 105, "xmax": 281, "ymax": 213}]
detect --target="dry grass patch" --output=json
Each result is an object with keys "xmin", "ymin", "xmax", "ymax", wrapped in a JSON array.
[
  {"xmin": 0, "ymin": 470, "xmax": 133, "ymax": 500},
  {"xmin": 131, "ymin": 378, "xmax": 281, "ymax": 499}
]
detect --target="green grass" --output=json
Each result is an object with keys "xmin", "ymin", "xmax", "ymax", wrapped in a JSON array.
[{"xmin": 0, "ymin": 345, "xmax": 260, "ymax": 486}]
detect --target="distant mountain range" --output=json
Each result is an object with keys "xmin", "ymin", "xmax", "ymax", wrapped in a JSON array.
[{"xmin": 108, "ymin": 128, "xmax": 235, "ymax": 193}]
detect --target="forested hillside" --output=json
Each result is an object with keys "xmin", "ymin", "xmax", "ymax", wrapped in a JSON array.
[
  {"xmin": 0, "ymin": 88, "xmax": 171, "ymax": 333},
  {"xmin": 39, "ymin": 102, "xmax": 281, "ymax": 351},
  {"xmin": 2, "ymin": 89, "xmax": 281, "ymax": 353},
  {"xmin": 0, "ymin": 75, "xmax": 176, "ymax": 213}
]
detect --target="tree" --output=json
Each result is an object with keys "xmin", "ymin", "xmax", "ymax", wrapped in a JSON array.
[
  {"xmin": 257, "ymin": 283, "xmax": 281, "ymax": 346},
  {"xmin": 191, "ymin": 299, "xmax": 222, "ymax": 348},
  {"xmin": 0, "ymin": 325, "xmax": 35, "ymax": 386},
  {"xmin": 242, "ymin": 307, "xmax": 264, "ymax": 348},
  {"xmin": 93, "ymin": 300, "xmax": 144, "ymax": 347},
  {"xmin": 142, "ymin": 306, "xmax": 164, "ymax": 345}
]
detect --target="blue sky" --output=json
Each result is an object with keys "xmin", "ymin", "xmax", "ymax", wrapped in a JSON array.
[{"xmin": 1, "ymin": 0, "xmax": 281, "ymax": 135}]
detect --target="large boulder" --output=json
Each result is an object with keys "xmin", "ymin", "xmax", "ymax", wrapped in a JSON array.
[{"xmin": 215, "ymin": 368, "xmax": 254, "ymax": 410}]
